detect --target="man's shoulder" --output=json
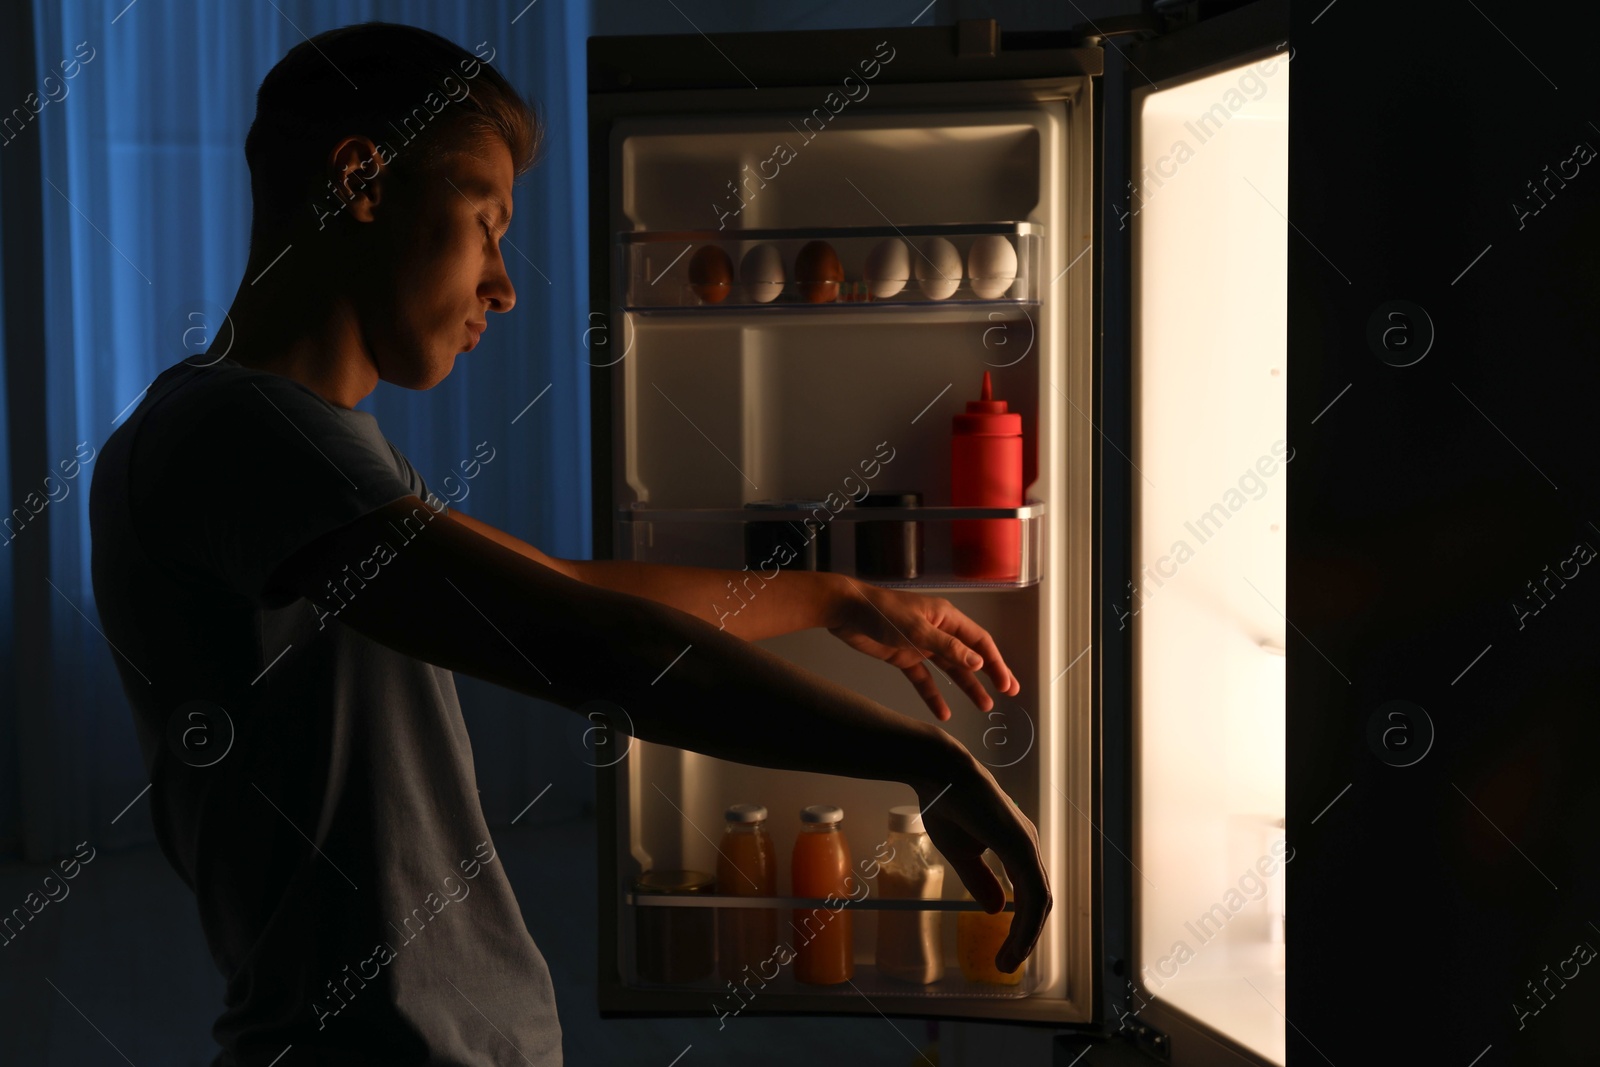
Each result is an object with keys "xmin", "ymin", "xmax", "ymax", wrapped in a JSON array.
[
  {"xmin": 156, "ymin": 359, "xmax": 326, "ymax": 416},
  {"xmin": 135, "ymin": 361, "xmax": 362, "ymax": 463}
]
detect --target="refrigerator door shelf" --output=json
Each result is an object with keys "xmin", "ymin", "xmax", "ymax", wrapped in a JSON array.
[
  {"xmin": 615, "ymin": 501, "xmax": 1045, "ymax": 588},
  {"xmin": 621, "ymin": 222, "xmax": 1041, "ymax": 241},
  {"xmin": 625, "ymin": 967, "xmax": 1042, "ymax": 1002},
  {"xmin": 621, "ymin": 224, "xmax": 1038, "ymax": 310},
  {"xmin": 619, "ymin": 902, "xmax": 1042, "ymax": 1000},
  {"xmin": 622, "ymin": 967, "xmax": 1042, "ymax": 1002},
  {"xmin": 624, "ymin": 892, "xmax": 1025, "ymax": 910},
  {"xmin": 615, "ymin": 501, "xmax": 1045, "ymax": 520}
]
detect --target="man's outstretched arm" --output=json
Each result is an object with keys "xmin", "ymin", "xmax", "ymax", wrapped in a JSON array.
[
  {"xmin": 272, "ymin": 496, "xmax": 1050, "ymax": 974},
  {"xmin": 445, "ymin": 507, "xmax": 1019, "ymax": 718},
  {"xmin": 446, "ymin": 506, "xmax": 846, "ymax": 638}
]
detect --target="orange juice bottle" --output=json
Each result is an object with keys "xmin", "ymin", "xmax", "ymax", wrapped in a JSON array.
[
  {"xmin": 956, "ymin": 851, "xmax": 1023, "ymax": 985},
  {"xmin": 791, "ymin": 804, "xmax": 854, "ymax": 984},
  {"xmin": 717, "ymin": 803, "xmax": 777, "ymax": 982}
]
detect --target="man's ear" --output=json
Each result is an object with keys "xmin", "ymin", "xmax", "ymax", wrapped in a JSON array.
[{"xmin": 326, "ymin": 135, "xmax": 386, "ymax": 224}]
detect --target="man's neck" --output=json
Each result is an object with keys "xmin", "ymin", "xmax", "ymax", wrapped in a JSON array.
[{"xmin": 217, "ymin": 274, "xmax": 378, "ymax": 410}]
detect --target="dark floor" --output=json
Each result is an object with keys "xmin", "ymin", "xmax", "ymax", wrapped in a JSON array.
[{"xmin": 0, "ymin": 813, "xmax": 946, "ymax": 1065}]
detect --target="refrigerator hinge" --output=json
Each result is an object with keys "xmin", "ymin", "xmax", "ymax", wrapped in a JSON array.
[
  {"xmin": 1119, "ymin": 1019, "xmax": 1172, "ymax": 1062},
  {"xmin": 1071, "ymin": 14, "xmax": 1163, "ymax": 48},
  {"xmin": 956, "ymin": 19, "xmax": 999, "ymax": 59}
]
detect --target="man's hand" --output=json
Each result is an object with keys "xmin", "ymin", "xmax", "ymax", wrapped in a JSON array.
[
  {"xmin": 911, "ymin": 751, "xmax": 1049, "ymax": 974},
  {"xmin": 825, "ymin": 578, "xmax": 1020, "ymax": 720}
]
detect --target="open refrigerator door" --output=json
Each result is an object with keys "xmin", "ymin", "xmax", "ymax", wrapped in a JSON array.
[{"xmin": 1124, "ymin": 21, "xmax": 1290, "ymax": 1067}]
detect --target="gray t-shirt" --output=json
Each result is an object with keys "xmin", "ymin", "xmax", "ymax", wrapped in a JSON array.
[{"xmin": 88, "ymin": 356, "xmax": 562, "ymax": 1066}]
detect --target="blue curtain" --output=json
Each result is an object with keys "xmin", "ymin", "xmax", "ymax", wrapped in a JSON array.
[
  {"xmin": 4, "ymin": 0, "xmax": 593, "ymax": 862},
  {"xmin": 0, "ymin": 82, "xmax": 14, "ymax": 858}
]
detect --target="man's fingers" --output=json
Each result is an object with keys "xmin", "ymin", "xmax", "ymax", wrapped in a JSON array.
[
  {"xmin": 910, "ymin": 647, "xmax": 992, "ymax": 713},
  {"xmin": 997, "ymin": 874, "xmax": 1050, "ymax": 972},
  {"xmin": 969, "ymin": 630, "xmax": 1017, "ymax": 695},
  {"xmin": 900, "ymin": 662, "xmax": 952, "ymax": 721},
  {"xmin": 893, "ymin": 611, "xmax": 970, "ymax": 669},
  {"xmin": 933, "ymin": 627, "xmax": 981, "ymax": 670},
  {"xmin": 946, "ymin": 849, "xmax": 1005, "ymax": 913},
  {"xmin": 994, "ymin": 837, "xmax": 1051, "ymax": 972},
  {"xmin": 925, "ymin": 611, "xmax": 1018, "ymax": 698}
]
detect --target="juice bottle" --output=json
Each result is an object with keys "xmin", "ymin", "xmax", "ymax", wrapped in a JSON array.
[
  {"xmin": 790, "ymin": 804, "xmax": 854, "ymax": 984},
  {"xmin": 716, "ymin": 803, "xmax": 777, "ymax": 982},
  {"xmin": 874, "ymin": 805, "xmax": 945, "ymax": 983},
  {"xmin": 956, "ymin": 851, "xmax": 1024, "ymax": 985}
]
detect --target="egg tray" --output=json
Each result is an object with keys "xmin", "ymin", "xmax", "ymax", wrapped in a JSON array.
[{"xmin": 618, "ymin": 224, "xmax": 1039, "ymax": 310}]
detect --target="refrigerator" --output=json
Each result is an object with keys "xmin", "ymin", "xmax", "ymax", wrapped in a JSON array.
[{"xmin": 584, "ymin": 4, "xmax": 1288, "ymax": 1064}]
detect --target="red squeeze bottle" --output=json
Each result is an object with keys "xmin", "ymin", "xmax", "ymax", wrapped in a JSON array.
[{"xmin": 951, "ymin": 371, "xmax": 1022, "ymax": 581}]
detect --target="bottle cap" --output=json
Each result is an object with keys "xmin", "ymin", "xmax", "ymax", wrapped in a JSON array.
[
  {"xmin": 967, "ymin": 371, "xmax": 1007, "ymax": 414},
  {"xmin": 631, "ymin": 869, "xmax": 716, "ymax": 894},
  {"xmin": 800, "ymin": 804, "xmax": 843, "ymax": 824},
  {"xmin": 954, "ymin": 371, "xmax": 1022, "ymax": 434},
  {"xmin": 888, "ymin": 805, "xmax": 924, "ymax": 834},
  {"xmin": 725, "ymin": 803, "xmax": 768, "ymax": 823}
]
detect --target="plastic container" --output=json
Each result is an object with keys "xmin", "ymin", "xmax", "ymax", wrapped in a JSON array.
[
  {"xmin": 874, "ymin": 805, "xmax": 945, "ymax": 983},
  {"xmin": 717, "ymin": 803, "xmax": 778, "ymax": 982},
  {"xmin": 791, "ymin": 804, "xmax": 854, "ymax": 984},
  {"xmin": 951, "ymin": 372, "xmax": 1023, "ymax": 581},
  {"xmin": 854, "ymin": 491, "xmax": 923, "ymax": 580},
  {"xmin": 743, "ymin": 499, "xmax": 831, "ymax": 571}
]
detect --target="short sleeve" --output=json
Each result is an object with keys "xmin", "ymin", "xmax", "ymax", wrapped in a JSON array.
[
  {"xmin": 386, "ymin": 440, "xmax": 449, "ymax": 515},
  {"xmin": 137, "ymin": 371, "xmax": 429, "ymax": 607}
]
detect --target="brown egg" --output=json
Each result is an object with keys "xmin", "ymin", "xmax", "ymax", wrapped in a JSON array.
[
  {"xmin": 793, "ymin": 241, "xmax": 843, "ymax": 303},
  {"xmin": 688, "ymin": 244, "xmax": 734, "ymax": 303}
]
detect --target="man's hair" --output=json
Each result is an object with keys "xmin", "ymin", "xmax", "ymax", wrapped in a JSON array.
[{"xmin": 244, "ymin": 21, "xmax": 541, "ymax": 252}]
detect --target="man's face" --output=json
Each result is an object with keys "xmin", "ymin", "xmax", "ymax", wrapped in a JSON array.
[{"xmin": 360, "ymin": 135, "xmax": 516, "ymax": 390}]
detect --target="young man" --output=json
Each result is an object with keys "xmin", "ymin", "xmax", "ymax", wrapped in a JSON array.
[{"xmin": 88, "ymin": 21, "xmax": 1048, "ymax": 1067}]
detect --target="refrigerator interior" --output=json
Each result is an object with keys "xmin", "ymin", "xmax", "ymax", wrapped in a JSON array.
[
  {"xmin": 601, "ymin": 92, "xmax": 1095, "ymax": 1022},
  {"xmin": 1131, "ymin": 56, "xmax": 1289, "ymax": 1064}
]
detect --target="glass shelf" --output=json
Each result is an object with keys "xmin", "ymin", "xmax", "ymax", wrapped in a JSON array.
[
  {"xmin": 619, "ymin": 221, "xmax": 1039, "ymax": 310},
  {"xmin": 614, "ymin": 500, "xmax": 1045, "ymax": 588}
]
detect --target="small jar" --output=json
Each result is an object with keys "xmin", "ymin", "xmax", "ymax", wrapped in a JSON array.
[
  {"xmin": 854, "ymin": 490, "xmax": 923, "ymax": 580},
  {"xmin": 744, "ymin": 499, "xmax": 831, "ymax": 572},
  {"xmin": 632, "ymin": 869, "xmax": 716, "ymax": 983}
]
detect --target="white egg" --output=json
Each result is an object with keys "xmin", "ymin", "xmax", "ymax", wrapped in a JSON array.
[
  {"xmin": 863, "ymin": 238, "xmax": 910, "ymax": 299},
  {"xmin": 914, "ymin": 237, "xmax": 962, "ymax": 301},
  {"xmin": 738, "ymin": 243, "xmax": 784, "ymax": 303},
  {"xmin": 967, "ymin": 236, "xmax": 1018, "ymax": 299}
]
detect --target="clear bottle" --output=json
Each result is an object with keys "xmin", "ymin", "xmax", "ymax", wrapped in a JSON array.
[
  {"xmin": 716, "ymin": 803, "xmax": 777, "ymax": 982},
  {"xmin": 791, "ymin": 804, "xmax": 854, "ymax": 984},
  {"xmin": 956, "ymin": 850, "xmax": 1023, "ymax": 985},
  {"xmin": 874, "ymin": 805, "xmax": 945, "ymax": 983}
]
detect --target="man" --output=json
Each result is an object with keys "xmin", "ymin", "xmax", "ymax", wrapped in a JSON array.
[{"xmin": 88, "ymin": 21, "xmax": 1048, "ymax": 1066}]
